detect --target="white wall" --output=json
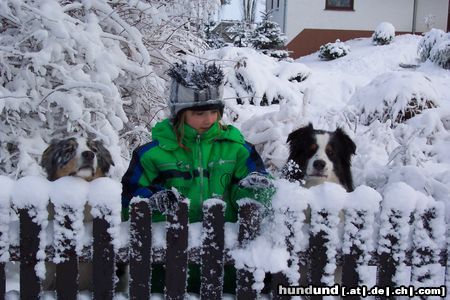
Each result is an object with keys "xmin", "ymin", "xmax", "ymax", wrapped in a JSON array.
[
  {"xmin": 277, "ymin": 0, "xmax": 449, "ymax": 43},
  {"xmin": 415, "ymin": 0, "xmax": 449, "ymax": 32}
]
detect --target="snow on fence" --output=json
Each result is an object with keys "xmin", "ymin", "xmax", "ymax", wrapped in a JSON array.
[{"xmin": 0, "ymin": 176, "xmax": 448, "ymax": 299}]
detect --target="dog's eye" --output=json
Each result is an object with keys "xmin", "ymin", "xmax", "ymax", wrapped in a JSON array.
[
  {"xmin": 326, "ymin": 145, "xmax": 334, "ymax": 157},
  {"xmin": 310, "ymin": 144, "xmax": 318, "ymax": 151}
]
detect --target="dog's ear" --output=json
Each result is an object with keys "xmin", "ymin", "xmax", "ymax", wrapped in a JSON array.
[
  {"xmin": 41, "ymin": 139, "xmax": 60, "ymax": 180},
  {"xmin": 335, "ymin": 127, "xmax": 356, "ymax": 155},
  {"xmin": 287, "ymin": 123, "xmax": 314, "ymax": 145},
  {"xmin": 90, "ymin": 140, "xmax": 114, "ymax": 174}
]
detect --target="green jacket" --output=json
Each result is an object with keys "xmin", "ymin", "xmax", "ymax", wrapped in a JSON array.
[{"xmin": 121, "ymin": 119, "xmax": 269, "ymax": 222}]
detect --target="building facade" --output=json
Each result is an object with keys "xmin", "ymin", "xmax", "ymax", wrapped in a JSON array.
[{"xmin": 267, "ymin": 0, "xmax": 450, "ymax": 58}]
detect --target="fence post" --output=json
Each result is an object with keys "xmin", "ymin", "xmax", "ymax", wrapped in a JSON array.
[
  {"xmin": 129, "ymin": 199, "xmax": 152, "ymax": 300},
  {"xmin": 341, "ymin": 210, "xmax": 366, "ymax": 300},
  {"xmin": 0, "ymin": 176, "xmax": 12, "ymax": 300},
  {"xmin": 271, "ymin": 208, "xmax": 302, "ymax": 300},
  {"xmin": 236, "ymin": 199, "xmax": 262, "ymax": 300},
  {"xmin": 93, "ymin": 216, "xmax": 115, "ymax": 300},
  {"xmin": 411, "ymin": 202, "xmax": 445, "ymax": 294},
  {"xmin": 308, "ymin": 210, "xmax": 328, "ymax": 299},
  {"xmin": 342, "ymin": 186, "xmax": 381, "ymax": 300},
  {"xmin": 200, "ymin": 199, "xmax": 225, "ymax": 300},
  {"xmin": 165, "ymin": 200, "xmax": 189, "ymax": 300},
  {"xmin": 55, "ymin": 212, "xmax": 78, "ymax": 300},
  {"xmin": 0, "ymin": 261, "xmax": 4, "ymax": 300},
  {"xmin": 19, "ymin": 209, "xmax": 41, "ymax": 300}
]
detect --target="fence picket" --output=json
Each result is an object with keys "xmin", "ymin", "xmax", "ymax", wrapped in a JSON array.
[
  {"xmin": 411, "ymin": 203, "xmax": 445, "ymax": 293},
  {"xmin": 129, "ymin": 199, "xmax": 152, "ymax": 300},
  {"xmin": 165, "ymin": 200, "xmax": 189, "ymax": 300},
  {"xmin": 0, "ymin": 220, "xmax": 5, "ymax": 300},
  {"xmin": 236, "ymin": 200, "xmax": 262, "ymax": 300},
  {"xmin": 200, "ymin": 200, "xmax": 225, "ymax": 300},
  {"xmin": 93, "ymin": 216, "xmax": 115, "ymax": 300},
  {"xmin": 376, "ymin": 208, "xmax": 412, "ymax": 300},
  {"xmin": 55, "ymin": 213, "xmax": 78, "ymax": 300},
  {"xmin": 342, "ymin": 208, "xmax": 376, "ymax": 300},
  {"xmin": 0, "ymin": 262, "xmax": 4, "ymax": 300},
  {"xmin": 19, "ymin": 209, "xmax": 41, "ymax": 300}
]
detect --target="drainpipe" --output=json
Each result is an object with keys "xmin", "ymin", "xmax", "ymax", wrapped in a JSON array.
[
  {"xmin": 412, "ymin": 0, "xmax": 418, "ymax": 34},
  {"xmin": 283, "ymin": 0, "xmax": 287, "ymax": 35}
]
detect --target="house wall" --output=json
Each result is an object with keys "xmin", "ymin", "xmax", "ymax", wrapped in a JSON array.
[
  {"xmin": 276, "ymin": 0, "xmax": 448, "ymax": 43},
  {"xmin": 270, "ymin": 0, "xmax": 450, "ymax": 58}
]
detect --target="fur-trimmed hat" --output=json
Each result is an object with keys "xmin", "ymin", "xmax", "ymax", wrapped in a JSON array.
[{"xmin": 168, "ymin": 61, "xmax": 225, "ymax": 119}]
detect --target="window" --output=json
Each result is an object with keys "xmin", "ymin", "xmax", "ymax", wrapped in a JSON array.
[{"xmin": 325, "ymin": 0, "xmax": 354, "ymax": 11}]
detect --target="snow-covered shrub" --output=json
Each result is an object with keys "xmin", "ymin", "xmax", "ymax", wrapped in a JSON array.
[
  {"xmin": 350, "ymin": 72, "xmax": 438, "ymax": 126},
  {"xmin": 318, "ymin": 40, "xmax": 350, "ymax": 61},
  {"xmin": 372, "ymin": 22, "xmax": 395, "ymax": 45},
  {"xmin": 206, "ymin": 47, "xmax": 308, "ymax": 108},
  {"xmin": 417, "ymin": 28, "xmax": 445, "ymax": 62},
  {"xmin": 429, "ymin": 37, "xmax": 450, "ymax": 69},
  {"xmin": 276, "ymin": 61, "xmax": 311, "ymax": 83}
]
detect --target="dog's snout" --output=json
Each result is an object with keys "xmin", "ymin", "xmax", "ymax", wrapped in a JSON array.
[
  {"xmin": 82, "ymin": 151, "xmax": 95, "ymax": 161},
  {"xmin": 313, "ymin": 159, "xmax": 326, "ymax": 171}
]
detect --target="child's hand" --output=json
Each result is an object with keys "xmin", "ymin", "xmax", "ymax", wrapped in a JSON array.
[
  {"xmin": 148, "ymin": 189, "xmax": 182, "ymax": 215},
  {"xmin": 238, "ymin": 172, "xmax": 275, "ymax": 215},
  {"xmin": 238, "ymin": 172, "xmax": 274, "ymax": 189}
]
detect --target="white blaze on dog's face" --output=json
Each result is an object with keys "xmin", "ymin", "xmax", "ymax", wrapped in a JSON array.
[
  {"xmin": 304, "ymin": 133, "xmax": 340, "ymax": 188},
  {"xmin": 75, "ymin": 138, "xmax": 98, "ymax": 179}
]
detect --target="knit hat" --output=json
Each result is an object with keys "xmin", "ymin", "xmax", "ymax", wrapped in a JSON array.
[{"xmin": 168, "ymin": 61, "xmax": 225, "ymax": 119}]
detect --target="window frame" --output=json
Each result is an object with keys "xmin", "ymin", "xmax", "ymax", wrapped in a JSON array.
[{"xmin": 325, "ymin": 0, "xmax": 354, "ymax": 11}]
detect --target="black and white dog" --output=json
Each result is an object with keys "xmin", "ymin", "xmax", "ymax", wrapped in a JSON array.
[{"xmin": 282, "ymin": 123, "xmax": 356, "ymax": 192}]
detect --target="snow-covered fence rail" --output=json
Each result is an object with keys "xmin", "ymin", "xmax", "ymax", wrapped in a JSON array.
[{"xmin": 0, "ymin": 176, "xmax": 448, "ymax": 299}]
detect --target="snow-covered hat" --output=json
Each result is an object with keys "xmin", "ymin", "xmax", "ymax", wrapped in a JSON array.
[{"xmin": 168, "ymin": 61, "xmax": 225, "ymax": 119}]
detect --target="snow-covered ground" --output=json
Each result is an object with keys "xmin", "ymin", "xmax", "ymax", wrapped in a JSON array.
[{"xmin": 2, "ymin": 34, "xmax": 450, "ymax": 299}]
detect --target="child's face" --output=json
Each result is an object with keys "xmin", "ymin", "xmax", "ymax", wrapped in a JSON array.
[{"xmin": 185, "ymin": 110, "xmax": 219, "ymax": 134}]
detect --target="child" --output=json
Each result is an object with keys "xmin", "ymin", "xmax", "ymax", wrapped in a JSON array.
[{"xmin": 121, "ymin": 61, "xmax": 273, "ymax": 294}]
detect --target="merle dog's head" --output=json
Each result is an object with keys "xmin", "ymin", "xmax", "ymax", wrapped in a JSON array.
[
  {"xmin": 282, "ymin": 123, "xmax": 356, "ymax": 192},
  {"xmin": 41, "ymin": 137, "xmax": 114, "ymax": 181}
]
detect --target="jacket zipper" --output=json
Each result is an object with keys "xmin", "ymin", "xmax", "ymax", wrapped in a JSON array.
[{"xmin": 196, "ymin": 134, "xmax": 204, "ymax": 203}]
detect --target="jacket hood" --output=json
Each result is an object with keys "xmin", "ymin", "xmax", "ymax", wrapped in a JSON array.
[{"xmin": 151, "ymin": 119, "xmax": 245, "ymax": 151}]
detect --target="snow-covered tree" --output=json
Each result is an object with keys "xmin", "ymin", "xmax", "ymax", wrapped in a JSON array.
[
  {"xmin": 241, "ymin": 0, "xmax": 257, "ymax": 24},
  {"xmin": 0, "ymin": 0, "xmax": 216, "ymax": 178},
  {"xmin": 250, "ymin": 11, "xmax": 288, "ymax": 59}
]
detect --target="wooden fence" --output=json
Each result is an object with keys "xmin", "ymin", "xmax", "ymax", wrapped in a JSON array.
[{"xmin": 0, "ymin": 182, "xmax": 449, "ymax": 300}]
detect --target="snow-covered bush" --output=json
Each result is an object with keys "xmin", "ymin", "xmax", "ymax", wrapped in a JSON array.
[
  {"xmin": 429, "ymin": 37, "xmax": 450, "ymax": 69},
  {"xmin": 417, "ymin": 28, "xmax": 445, "ymax": 62},
  {"xmin": 205, "ymin": 47, "xmax": 309, "ymax": 109},
  {"xmin": 318, "ymin": 40, "xmax": 350, "ymax": 61},
  {"xmin": 350, "ymin": 72, "xmax": 438, "ymax": 126},
  {"xmin": 372, "ymin": 22, "xmax": 395, "ymax": 45}
]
